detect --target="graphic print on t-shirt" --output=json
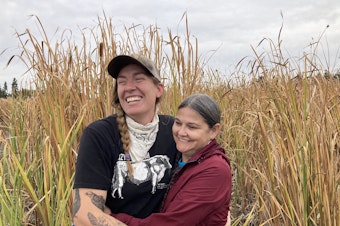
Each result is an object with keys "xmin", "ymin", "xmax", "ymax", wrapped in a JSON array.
[{"xmin": 111, "ymin": 154, "xmax": 172, "ymax": 199}]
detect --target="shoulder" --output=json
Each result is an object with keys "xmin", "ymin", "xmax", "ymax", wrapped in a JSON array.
[
  {"xmin": 200, "ymin": 154, "xmax": 231, "ymax": 175},
  {"xmin": 157, "ymin": 114, "xmax": 175, "ymax": 135},
  {"xmin": 158, "ymin": 114, "xmax": 175, "ymax": 126},
  {"xmin": 86, "ymin": 115, "xmax": 117, "ymax": 130},
  {"xmin": 82, "ymin": 115, "xmax": 119, "ymax": 138}
]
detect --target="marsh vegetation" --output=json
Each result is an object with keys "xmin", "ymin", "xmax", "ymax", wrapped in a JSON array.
[{"xmin": 0, "ymin": 15, "xmax": 339, "ymax": 225}]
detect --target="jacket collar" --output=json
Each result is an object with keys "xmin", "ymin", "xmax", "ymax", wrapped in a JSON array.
[{"xmin": 185, "ymin": 139, "xmax": 230, "ymax": 165}]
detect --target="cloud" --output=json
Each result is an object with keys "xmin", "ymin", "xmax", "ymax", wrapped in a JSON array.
[{"xmin": 0, "ymin": 0, "xmax": 339, "ymax": 86}]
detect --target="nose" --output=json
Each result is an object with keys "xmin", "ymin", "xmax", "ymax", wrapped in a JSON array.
[
  {"xmin": 124, "ymin": 80, "xmax": 136, "ymax": 91},
  {"xmin": 177, "ymin": 125, "xmax": 187, "ymax": 136}
]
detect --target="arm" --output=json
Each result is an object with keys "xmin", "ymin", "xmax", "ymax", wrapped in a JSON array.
[
  {"xmin": 73, "ymin": 121, "xmax": 125, "ymax": 225},
  {"xmin": 73, "ymin": 188, "xmax": 127, "ymax": 226},
  {"xmin": 114, "ymin": 159, "xmax": 232, "ymax": 226}
]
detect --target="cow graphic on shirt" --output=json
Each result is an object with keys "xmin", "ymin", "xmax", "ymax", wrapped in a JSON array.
[{"xmin": 111, "ymin": 154, "xmax": 172, "ymax": 199}]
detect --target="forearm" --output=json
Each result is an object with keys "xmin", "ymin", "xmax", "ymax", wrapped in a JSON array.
[
  {"xmin": 73, "ymin": 209, "xmax": 126, "ymax": 226},
  {"xmin": 73, "ymin": 188, "xmax": 127, "ymax": 226}
]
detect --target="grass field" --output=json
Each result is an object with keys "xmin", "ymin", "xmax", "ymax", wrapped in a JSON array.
[{"xmin": 0, "ymin": 15, "xmax": 339, "ymax": 225}]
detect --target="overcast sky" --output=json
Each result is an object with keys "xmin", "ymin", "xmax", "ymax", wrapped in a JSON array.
[{"xmin": 0, "ymin": 0, "xmax": 339, "ymax": 87}]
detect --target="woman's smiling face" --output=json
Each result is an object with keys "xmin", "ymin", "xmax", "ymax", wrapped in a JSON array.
[
  {"xmin": 172, "ymin": 106, "xmax": 220, "ymax": 162},
  {"xmin": 116, "ymin": 64, "xmax": 163, "ymax": 125}
]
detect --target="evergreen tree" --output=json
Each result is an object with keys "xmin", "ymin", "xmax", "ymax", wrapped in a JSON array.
[
  {"xmin": 1, "ymin": 82, "xmax": 8, "ymax": 98},
  {"xmin": 0, "ymin": 82, "xmax": 8, "ymax": 98},
  {"xmin": 4, "ymin": 82, "xmax": 7, "ymax": 94},
  {"xmin": 0, "ymin": 84, "xmax": 4, "ymax": 98},
  {"xmin": 11, "ymin": 78, "xmax": 18, "ymax": 98}
]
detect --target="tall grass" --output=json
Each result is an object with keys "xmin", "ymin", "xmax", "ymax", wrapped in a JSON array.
[{"xmin": 0, "ymin": 14, "xmax": 339, "ymax": 225}]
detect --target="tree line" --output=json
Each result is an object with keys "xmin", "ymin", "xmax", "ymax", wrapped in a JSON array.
[
  {"xmin": 0, "ymin": 77, "xmax": 33, "ymax": 98},
  {"xmin": 1, "ymin": 70, "xmax": 339, "ymax": 99},
  {"xmin": 0, "ymin": 78, "xmax": 18, "ymax": 98}
]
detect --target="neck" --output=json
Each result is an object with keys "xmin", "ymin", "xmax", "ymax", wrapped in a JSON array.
[
  {"xmin": 129, "ymin": 114, "xmax": 154, "ymax": 125},
  {"xmin": 127, "ymin": 107, "xmax": 158, "ymax": 125},
  {"xmin": 181, "ymin": 153, "xmax": 192, "ymax": 162}
]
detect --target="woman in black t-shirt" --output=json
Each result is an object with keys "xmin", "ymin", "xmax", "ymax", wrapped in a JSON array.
[{"xmin": 72, "ymin": 54, "xmax": 178, "ymax": 226}]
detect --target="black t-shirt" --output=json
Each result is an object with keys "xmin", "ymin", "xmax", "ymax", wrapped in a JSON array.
[{"xmin": 73, "ymin": 114, "xmax": 177, "ymax": 218}]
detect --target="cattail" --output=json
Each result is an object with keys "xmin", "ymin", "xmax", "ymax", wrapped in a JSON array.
[{"xmin": 99, "ymin": 42, "xmax": 104, "ymax": 58}]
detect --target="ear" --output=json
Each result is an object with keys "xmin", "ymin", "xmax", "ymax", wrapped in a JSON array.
[
  {"xmin": 156, "ymin": 83, "xmax": 164, "ymax": 98},
  {"xmin": 210, "ymin": 123, "xmax": 221, "ymax": 139}
]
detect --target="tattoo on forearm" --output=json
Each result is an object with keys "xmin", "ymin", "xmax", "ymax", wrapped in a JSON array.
[
  {"xmin": 73, "ymin": 189, "xmax": 80, "ymax": 217},
  {"xmin": 85, "ymin": 191, "xmax": 105, "ymax": 211},
  {"xmin": 88, "ymin": 212, "xmax": 109, "ymax": 226},
  {"xmin": 88, "ymin": 212, "xmax": 126, "ymax": 226}
]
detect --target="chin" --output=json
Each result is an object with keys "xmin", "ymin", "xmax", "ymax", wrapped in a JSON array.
[
  {"xmin": 125, "ymin": 108, "xmax": 145, "ymax": 116},
  {"xmin": 176, "ymin": 146, "xmax": 189, "ymax": 153}
]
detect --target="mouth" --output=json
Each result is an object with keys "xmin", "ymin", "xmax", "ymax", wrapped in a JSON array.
[
  {"xmin": 177, "ymin": 137, "xmax": 190, "ymax": 142},
  {"xmin": 126, "ymin": 96, "xmax": 142, "ymax": 103}
]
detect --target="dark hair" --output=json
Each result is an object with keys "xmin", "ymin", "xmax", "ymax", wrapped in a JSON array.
[{"xmin": 178, "ymin": 93, "xmax": 221, "ymax": 128}]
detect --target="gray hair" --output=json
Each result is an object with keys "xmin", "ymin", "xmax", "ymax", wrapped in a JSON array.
[{"xmin": 178, "ymin": 94, "xmax": 221, "ymax": 128}]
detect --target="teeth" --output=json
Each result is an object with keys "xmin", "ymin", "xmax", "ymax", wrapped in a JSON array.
[
  {"xmin": 178, "ymin": 137, "xmax": 189, "ymax": 142},
  {"xmin": 126, "ymin": 96, "xmax": 141, "ymax": 103}
]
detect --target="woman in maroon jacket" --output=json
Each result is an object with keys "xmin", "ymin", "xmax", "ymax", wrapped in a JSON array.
[{"xmin": 113, "ymin": 93, "xmax": 232, "ymax": 226}]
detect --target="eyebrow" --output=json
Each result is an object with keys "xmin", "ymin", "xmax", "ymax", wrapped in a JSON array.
[
  {"xmin": 175, "ymin": 118, "xmax": 201, "ymax": 127},
  {"xmin": 187, "ymin": 122, "xmax": 200, "ymax": 127}
]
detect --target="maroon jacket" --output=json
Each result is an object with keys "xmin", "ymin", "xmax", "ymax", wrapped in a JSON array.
[{"xmin": 113, "ymin": 139, "xmax": 232, "ymax": 226}]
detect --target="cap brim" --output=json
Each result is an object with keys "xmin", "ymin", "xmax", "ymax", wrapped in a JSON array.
[{"xmin": 108, "ymin": 55, "xmax": 145, "ymax": 79}]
